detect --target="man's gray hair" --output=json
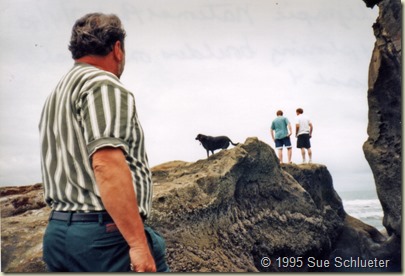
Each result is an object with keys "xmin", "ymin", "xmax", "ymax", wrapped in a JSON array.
[{"xmin": 68, "ymin": 13, "xmax": 126, "ymax": 59}]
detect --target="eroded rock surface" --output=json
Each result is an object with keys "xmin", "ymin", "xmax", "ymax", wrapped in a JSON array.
[
  {"xmin": 148, "ymin": 138, "xmax": 345, "ymax": 272},
  {"xmin": 1, "ymin": 137, "xmax": 399, "ymax": 272},
  {"xmin": 362, "ymin": 0, "xmax": 401, "ymax": 265},
  {"xmin": 2, "ymin": 138, "xmax": 347, "ymax": 272}
]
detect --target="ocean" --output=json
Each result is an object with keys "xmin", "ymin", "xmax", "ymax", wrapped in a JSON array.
[{"xmin": 339, "ymin": 189, "xmax": 385, "ymax": 231}]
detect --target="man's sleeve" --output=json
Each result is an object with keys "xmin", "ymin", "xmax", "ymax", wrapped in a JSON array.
[{"xmin": 78, "ymin": 84, "xmax": 135, "ymax": 158}]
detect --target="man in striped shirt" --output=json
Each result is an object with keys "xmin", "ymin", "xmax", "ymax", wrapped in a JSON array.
[{"xmin": 39, "ymin": 13, "xmax": 168, "ymax": 272}]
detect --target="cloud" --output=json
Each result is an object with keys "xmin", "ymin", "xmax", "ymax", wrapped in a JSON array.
[{"xmin": 0, "ymin": 0, "xmax": 378, "ymax": 191}]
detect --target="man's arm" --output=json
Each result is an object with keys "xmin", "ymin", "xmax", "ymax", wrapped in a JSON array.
[
  {"xmin": 92, "ymin": 147, "xmax": 156, "ymax": 272},
  {"xmin": 309, "ymin": 123, "xmax": 313, "ymax": 138},
  {"xmin": 295, "ymin": 124, "xmax": 299, "ymax": 137}
]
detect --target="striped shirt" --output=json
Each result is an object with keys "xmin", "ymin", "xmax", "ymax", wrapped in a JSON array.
[{"xmin": 39, "ymin": 62, "xmax": 152, "ymax": 217}]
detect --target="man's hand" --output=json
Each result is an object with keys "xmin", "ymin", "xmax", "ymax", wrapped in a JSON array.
[{"xmin": 130, "ymin": 246, "xmax": 156, "ymax": 272}]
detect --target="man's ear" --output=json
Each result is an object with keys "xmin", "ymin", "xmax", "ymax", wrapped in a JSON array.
[{"xmin": 113, "ymin": 41, "xmax": 124, "ymax": 61}]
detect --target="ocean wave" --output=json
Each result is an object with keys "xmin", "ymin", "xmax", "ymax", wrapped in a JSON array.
[
  {"xmin": 355, "ymin": 211, "xmax": 384, "ymax": 218},
  {"xmin": 343, "ymin": 198, "xmax": 381, "ymax": 207},
  {"xmin": 342, "ymin": 198, "xmax": 384, "ymax": 229},
  {"xmin": 346, "ymin": 212, "xmax": 384, "ymax": 220}
]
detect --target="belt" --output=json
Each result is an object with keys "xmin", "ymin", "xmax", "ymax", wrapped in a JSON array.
[{"xmin": 50, "ymin": 211, "xmax": 113, "ymax": 223}]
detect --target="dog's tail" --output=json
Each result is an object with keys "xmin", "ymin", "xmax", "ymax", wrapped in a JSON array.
[{"xmin": 230, "ymin": 140, "xmax": 239, "ymax": 146}]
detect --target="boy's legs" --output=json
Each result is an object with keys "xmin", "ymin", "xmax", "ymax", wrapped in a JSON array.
[
  {"xmin": 277, "ymin": 149, "xmax": 283, "ymax": 163},
  {"xmin": 307, "ymin": 148, "xmax": 312, "ymax": 163},
  {"xmin": 301, "ymin": 148, "xmax": 306, "ymax": 163},
  {"xmin": 283, "ymin": 137, "xmax": 292, "ymax": 164}
]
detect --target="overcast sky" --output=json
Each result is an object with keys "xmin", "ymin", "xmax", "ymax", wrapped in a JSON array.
[{"xmin": 0, "ymin": 0, "xmax": 379, "ymax": 194}]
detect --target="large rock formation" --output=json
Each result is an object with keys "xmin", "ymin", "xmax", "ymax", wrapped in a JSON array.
[
  {"xmin": 362, "ymin": 0, "xmax": 401, "ymax": 264},
  {"xmin": 1, "ymin": 138, "xmax": 399, "ymax": 272},
  {"xmin": 148, "ymin": 138, "xmax": 344, "ymax": 272},
  {"xmin": 283, "ymin": 165, "xmax": 400, "ymax": 272}
]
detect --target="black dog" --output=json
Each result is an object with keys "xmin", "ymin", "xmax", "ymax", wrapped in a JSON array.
[{"xmin": 195, "ymin": 134, "xmax": 239, "ymax": 157}]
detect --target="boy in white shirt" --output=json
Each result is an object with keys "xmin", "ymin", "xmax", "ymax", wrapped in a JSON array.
[{"xmin": 295, "ymin": 108, "xmax": 313, "ymax": 164}]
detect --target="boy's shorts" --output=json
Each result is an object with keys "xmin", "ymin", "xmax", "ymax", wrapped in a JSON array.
[
  {"xmin": 275, "ymin": 137, "xmax": 292, "ymax": 149},
  {"xmin": 297, "ymin": 134, "xmax": 311, "ymax": 149}
]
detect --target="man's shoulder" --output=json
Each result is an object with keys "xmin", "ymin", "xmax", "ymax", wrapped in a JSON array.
[
  {"xmin": 74, "ymin": 63, "xmax": 117, "ymax": 81},
  {"xmin": 74, "ymin": 63, "xmax": 127, "ymax": 92}
]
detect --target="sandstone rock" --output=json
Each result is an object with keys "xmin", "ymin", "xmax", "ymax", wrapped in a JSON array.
[
  {"xmin": 1, "ymin": 184, "xmax": 50, "ymax": 272},
  {"xmin": 357, "ymin": 0, "xmax": 402, "ymax": 269},
  {"xmin": 2, "ymin": 138, "xmax": 346, "ymax": 272},
  {"xmin": 148, "ymin": 138, "xmax": 345, "ymax": 272},
  {"xmin": 362, "ymin": 0, "xmax": 401, "ymax": 250},
  {"xmin": 1, "ymin": 183, "xmax": 46, "ymax": 218},
  {"xmin": 1, "ymin": 137, "xmax": 398, "ymax": 272},
  {"xmin": 281, "ymin": 164, "xmax": 345, "ymax": 220},
  {"xmin": 327, "ymin": 215, "xmax": 401, "ymax": 272},
  {"xmin": 283, "ymin": 162, "xmax": 401, "ymax": 272}
]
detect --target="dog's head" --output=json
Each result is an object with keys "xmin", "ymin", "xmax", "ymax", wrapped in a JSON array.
[{"xmin": 195, "ymin": 134, "xmax": 205, "ymax": 141}]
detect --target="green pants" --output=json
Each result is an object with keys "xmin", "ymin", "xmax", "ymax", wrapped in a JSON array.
[{"xmin": 43, "ymin": 217, "xmax": 170, "ymax": 272}]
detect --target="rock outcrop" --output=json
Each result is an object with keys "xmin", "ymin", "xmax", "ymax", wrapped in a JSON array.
[
  {"xmin": 148, "ymin": 138, "xmax": 344, "ymax": 272},
  {"xmin": 362, "ymin": 0, "xmax": 401, "ymax": 266},
  {"xmin": 282, "ymin": 164, "xmax": 400, "ymax": 272},
  {"xmin": 1, "ymin": 184, "xmax": 49, "ymax": 272},
  {"xmin": 1, "ymin": 137, "xmax": 399, "ymax": 272}
]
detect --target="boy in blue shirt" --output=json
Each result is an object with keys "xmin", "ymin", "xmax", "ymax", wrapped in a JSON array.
[{"xmin": 271, "ymin": 110, "xmax": 292, "ymax": 164}]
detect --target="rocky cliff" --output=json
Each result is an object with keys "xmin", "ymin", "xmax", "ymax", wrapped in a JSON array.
[
  {"xmin": 1, "ymin": 138, "xmax": 397, "ymax": 272},
  {"xmin": 284, "ymin": 165, "xmax": 399, "ymax": 272},
  {"xmin": 148, "ymin": 138, "xmax": 344, "ymax": 272},
  {"xmin": 362, "ymin": 0, "xmax": 402, "ymax": 265}
]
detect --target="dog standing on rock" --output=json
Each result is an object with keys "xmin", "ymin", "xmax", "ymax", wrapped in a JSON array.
[{"xmin": 195, "ymin": 134, "xmax": 239, "ymax": 158}]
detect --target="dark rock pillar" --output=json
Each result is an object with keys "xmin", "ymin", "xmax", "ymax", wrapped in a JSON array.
[{"xmin": 362, "ymin": 0, "xmax": 401, "ymax": 242}]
